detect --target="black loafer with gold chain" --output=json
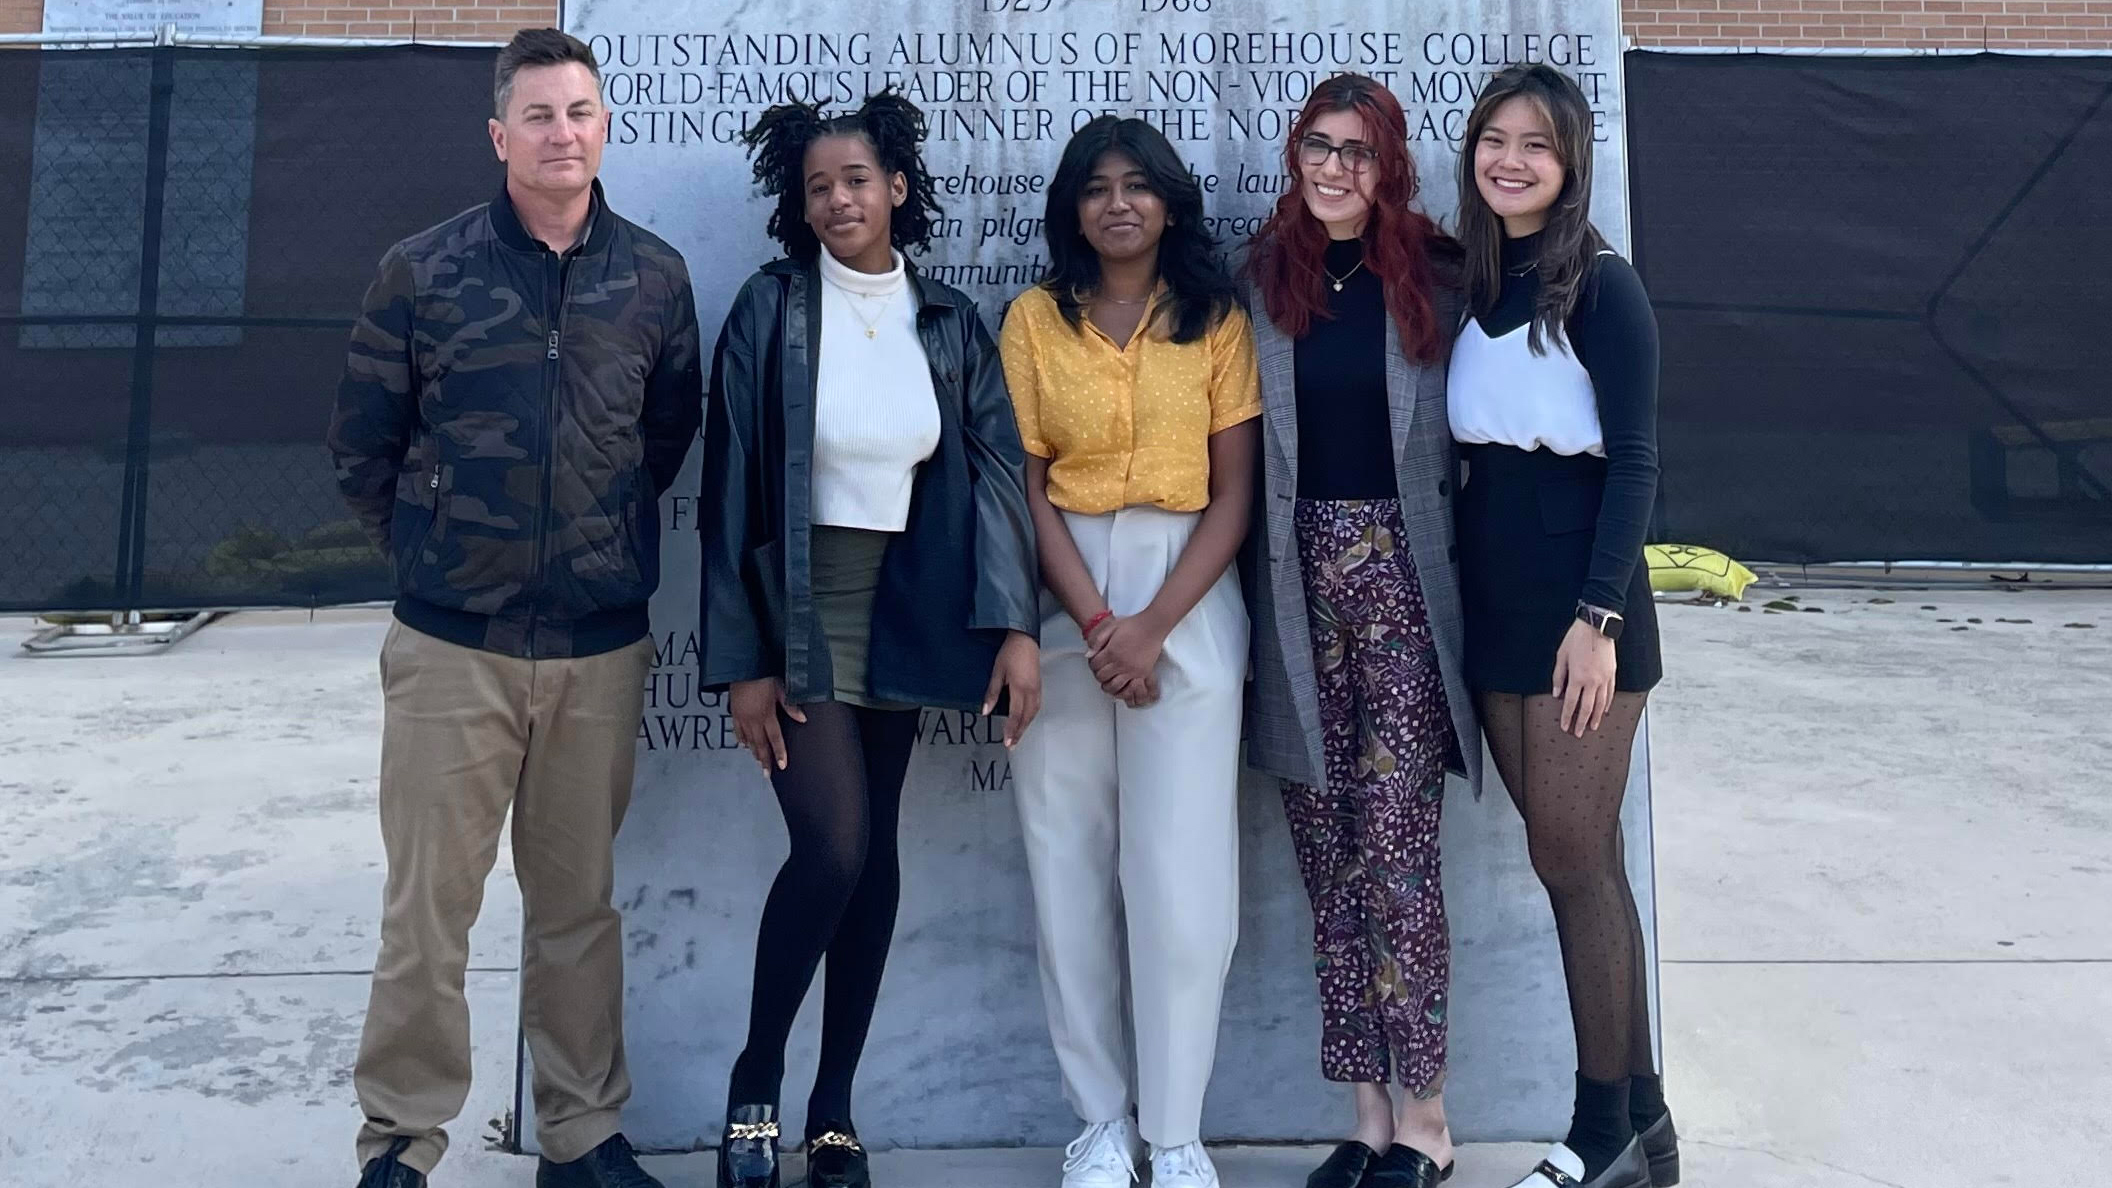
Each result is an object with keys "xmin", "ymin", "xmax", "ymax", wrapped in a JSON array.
[
  {"xmin": 804, "ymin": 1125, "xmax": 870, "ymax": 1188},
  {"xmin": 718, "ymin": 1105, "xmax": 780, "ymax": 1188}
]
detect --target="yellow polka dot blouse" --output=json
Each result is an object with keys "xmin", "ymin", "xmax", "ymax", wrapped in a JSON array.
[{"xmin": 998, "ymin": 284, "xmax": 1262, "ymax": 515}]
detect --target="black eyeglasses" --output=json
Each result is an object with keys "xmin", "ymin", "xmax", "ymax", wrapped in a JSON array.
[{"xmin": 1297, "ymin": 135, "xmax": 1378, "ymax": 175}]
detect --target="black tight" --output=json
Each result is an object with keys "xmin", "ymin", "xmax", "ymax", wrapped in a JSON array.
[
  {"xmin": 1479, "ymin": 692, "xmax": 1656, "ymax": 1086},
  {"xmin": 727, "ymin": 701, "xmax": 919, "ymax": 1133}
]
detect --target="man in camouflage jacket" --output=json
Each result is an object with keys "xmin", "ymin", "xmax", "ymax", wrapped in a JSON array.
[{"xmin": 326, "ymin": 29, "xmax": 699, "ymax": 1188}]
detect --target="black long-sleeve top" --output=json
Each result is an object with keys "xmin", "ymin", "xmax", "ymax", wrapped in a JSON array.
[
  {"xmin": 1471, "ymin": 232, "xmax": 1661, "ymax": 615},
  {"xmin": 1292, "ymin": 237, "xmax": 1398, "ymax": 500}
]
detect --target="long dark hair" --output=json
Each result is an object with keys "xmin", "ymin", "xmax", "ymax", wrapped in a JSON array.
[
  {"xmin": 1039, "ymin": 116, "xmax": 1234, "ymax": 345},
  {"xmin": 1243, "ymin": 74, "xmax": 1450, "ymax": 363},
  {"xmin": 1457, "ymin": 64, "xmax": 1604, "ymax": 354},
  {"xmin": 742, "ymin": 91, "xmax": 944, "ymax": 262}
]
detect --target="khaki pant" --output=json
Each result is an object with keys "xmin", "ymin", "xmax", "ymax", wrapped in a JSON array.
[{"xmin": 354, "ymin": 621, "xmax": 653, "ymax": 1174}]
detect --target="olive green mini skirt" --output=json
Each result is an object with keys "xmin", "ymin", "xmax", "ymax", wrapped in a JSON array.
[{"xmin": 810, "ymin": 526, "xmax": 915, "ymax": 711}]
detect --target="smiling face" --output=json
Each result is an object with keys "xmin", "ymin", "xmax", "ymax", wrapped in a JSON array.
[
  {"xmin": 488, "ymin": 61, "xmax": 605, "ymax": 201},
  {"xmin": 1473, "ymin": 94, "xmax": 1566, "ymax": 236},
  {"xmin": 802, "ymin": 132, "xmax": 907, "ymax": 273},
  {"xmin": 1075, "ymin": 149, "xmax": 1167, "ymax": 268},
  {"xmin": 1297, "ymin": 108, "xmax": 1380, "ymax": 239}
]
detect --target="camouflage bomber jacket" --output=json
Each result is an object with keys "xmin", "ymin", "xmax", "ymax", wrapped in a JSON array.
[{"xmin": 327, "ymin": 181, "xmax": 703, "ymax": 659}]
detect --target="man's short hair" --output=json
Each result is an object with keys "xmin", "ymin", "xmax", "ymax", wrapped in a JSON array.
[{"xmin": 494, "ymin": 28, "xmax": 601, "ymax": 119}]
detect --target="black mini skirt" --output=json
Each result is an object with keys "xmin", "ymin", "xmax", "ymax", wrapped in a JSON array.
[{"xmin": 1454, "ymin": 442, "xmax": 1662, "ymax": 696}]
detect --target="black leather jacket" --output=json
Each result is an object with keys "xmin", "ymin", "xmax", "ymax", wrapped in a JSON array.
[{"xmin": 699, "ymin": 257, "xmax": 1038, "ymax": 711}]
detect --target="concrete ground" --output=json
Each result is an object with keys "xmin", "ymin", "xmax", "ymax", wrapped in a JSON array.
[{"xmin": 3, "ymin": 583, "xmax": 2109, "ymax": 1186}]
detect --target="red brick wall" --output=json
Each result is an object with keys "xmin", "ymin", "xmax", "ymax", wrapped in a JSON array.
[
  {"xmin": 1, "ymin": 0, "xmax": 43, "ymax": 36},
  {"xmin": 0, "ymin": 0, "xmax": 560, "ymax": 37},
  {"xmin": 1625, "ymin": 0, "xmax": 2112, "ymax": 49},
  {"xmin": 264, "ymin": 2, "xmax": 556, "ymax": 39},
  {"xmin": 5, "ymin": 0, "xmax": 2110, "ymax": 52}
]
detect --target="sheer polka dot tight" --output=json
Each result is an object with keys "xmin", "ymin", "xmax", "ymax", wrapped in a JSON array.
[{"xmin": 1479, "ymin": 692, "xmax": 1657, "ymax": 1084}]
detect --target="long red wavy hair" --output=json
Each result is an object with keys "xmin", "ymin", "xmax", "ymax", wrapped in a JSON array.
[{"xmin": 1245, "ymin": 74, "xmax": 1449, "ymax": 363}]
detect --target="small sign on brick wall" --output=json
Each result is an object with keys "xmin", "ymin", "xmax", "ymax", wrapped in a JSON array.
[{"xmin": 41, "ymin": 0, "xmax": 262, "ymax": 38}]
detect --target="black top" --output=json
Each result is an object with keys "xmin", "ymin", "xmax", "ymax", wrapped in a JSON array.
[
  {"xmin": 1473, "ymin": 231, "xmax": 1661, "ymax": 615},
  {"xmin": 1292, "ymin": 237, "xmax": 1398, "ymax": 501}
]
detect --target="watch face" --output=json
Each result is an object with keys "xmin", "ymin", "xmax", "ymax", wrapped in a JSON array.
[{"xmin": 1601, "ymin": 615, "xmax": 1624, "ymax": 642}]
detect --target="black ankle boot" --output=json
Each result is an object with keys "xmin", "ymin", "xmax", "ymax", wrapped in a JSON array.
[
  {"xmin": 719, "ymin": 1104, "xmax": 782, "ymax": 1188},
  {"xmin": 803, "ymin": 1123, "xmax": 870, "ymax": 1188},
  {"xmin": 537, "ymin": 1133, "xmax": 664, "ymax": 1188},
  {"xmin": 356, "ymin": 1137, "xmax": 426, "ymax": 1188},
  {"xmin": 1635, "ymin": 1110, "xmax": 1678, "ymax": 1186}
]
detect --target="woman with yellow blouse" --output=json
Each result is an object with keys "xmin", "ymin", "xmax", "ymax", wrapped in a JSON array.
[{"xmin": 999, "ymin": 116, "xmax": 1260, "ymax": 1188}]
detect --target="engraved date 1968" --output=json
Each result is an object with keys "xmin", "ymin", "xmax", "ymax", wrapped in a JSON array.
[{"xmin": 982, "ymin": 0, "xmax": 1212, "ymax": 11}]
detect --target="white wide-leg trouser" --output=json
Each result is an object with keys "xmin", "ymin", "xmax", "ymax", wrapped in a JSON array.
[{"xmin": 1012, "ymin": 505, "xmax": 1248, "ymax": 1149}]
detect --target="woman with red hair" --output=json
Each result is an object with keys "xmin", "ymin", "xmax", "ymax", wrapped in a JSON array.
[{"xmin": 1240, "ymin": 74, "xmax": 1481, "ymax": 1188}]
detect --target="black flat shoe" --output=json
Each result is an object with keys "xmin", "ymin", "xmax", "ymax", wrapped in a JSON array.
[
  {"xmin": 1305, "ymin": 1141, "xmax": 1379, "ymax": 1188},
  {"xmin": 1367, "ymin": 1144, "xmax": 1453, "ymax": 1188},
  {"xmin": 804, "ymin": 1126, "xmax": 870, "ymax": 1188},
  {"xmin": 357, "ymin": 1137, "xmax": 427, "ymax": 1188},
  {"xmin": 537, "ymin": 1133, "xmax": 665, "ymax": 1188},
  {"xmin": 1636, "ymin": 1112, "xmax": 1679, "ymax": 1187},
  {"xmin": 719, "ymin": 1104, "xmax": 781, "ymax": 1188}
]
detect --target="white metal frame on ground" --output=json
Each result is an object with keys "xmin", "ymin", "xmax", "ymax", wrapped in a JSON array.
[{"xmin": 20, "ymin": 611, "xmax": 223, "ymax": 655}]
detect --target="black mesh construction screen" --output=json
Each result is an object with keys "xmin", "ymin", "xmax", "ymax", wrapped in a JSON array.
[
  {"xmin": 1628, "ymin": 51, "xmax": 2112, "ymax": 564},
  {"xmin": 0, "ymin": 46, "xmax": 499, "ymax": 612},
  {"xmin": 3, "ymin": 48, "xmax": 2106, "ymax": 615}
]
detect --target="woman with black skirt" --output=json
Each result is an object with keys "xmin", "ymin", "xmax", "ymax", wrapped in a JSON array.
[
  {"xmin": 1448, "ymin": 66, "xmax": 1676, "ymax": 1188},
  {"xmin": 699, "ymin": 91, "xmax": 1042, "ymax": 1188}
]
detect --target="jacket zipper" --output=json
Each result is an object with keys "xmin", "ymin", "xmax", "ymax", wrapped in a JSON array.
[{"xmin": 528, "ymin": 250, "xmax": 573, "ymax": 658}]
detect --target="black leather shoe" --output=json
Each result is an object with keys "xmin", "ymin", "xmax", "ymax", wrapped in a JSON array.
[
  {"xmin": 1305, "ymin": 1141, "xmax": 1379, "ymax": 1188},
  {"xmin": 537, "ymin": 1133, "xmax": 665, "ymax": 1188},
  {"xmin": 803, "ymin": 1125, "xmax": 871, "ymax": 1188},
  {"xmin": 1367, "ymin": 1144, "xmax": 1454, "ymax": 1188},
  {"xmin": 1509, "ymin": 1136, "xmax": 1650, "ymax": 1188},
  {"xmin": 719, "ymin": 1104, "xmax": 782, "ymax": 1188},
  {"xmin": 1636, "ymin": 1112, "xmax": 1679, "ymax": 1186},
  {"xmin": 357, "ymin": 1137, "xmax": 426, "ymax": 1188}
]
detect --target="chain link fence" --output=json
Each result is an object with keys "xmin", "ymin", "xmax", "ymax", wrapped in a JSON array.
[
  {"xmin": 5, "ymin": 46, "xmax": 2109, "ymax": 617},
  {"xmin": 0, "ymin": 45, "xmax": 500, "ymax": 613}
]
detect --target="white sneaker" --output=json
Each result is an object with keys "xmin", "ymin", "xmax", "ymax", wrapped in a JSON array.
[
  {"xmin": 1062, "ymin": 1118, "xmax": 1142, "ymax": 1187},
  {"xmin": 1149, "ymin": 1141, "xmax": 1221, "ymax": 1188}
]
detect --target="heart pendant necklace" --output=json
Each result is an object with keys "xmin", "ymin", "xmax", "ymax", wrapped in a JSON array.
[{"xmin": 1325, "ymin": 259, "xmax": 1364, "ymax": 292}]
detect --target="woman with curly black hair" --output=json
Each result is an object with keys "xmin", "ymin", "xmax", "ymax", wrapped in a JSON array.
[
  {"xmin": 1000, "ymin": 116, "xmax": 1259, "ymax": 1188},
  {"xmin": 698, "ymin": 91, "xmax": 1042, "ymax": 1188}
]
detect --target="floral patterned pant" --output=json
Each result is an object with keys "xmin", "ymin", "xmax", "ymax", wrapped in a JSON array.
[{"xmin": 1282, "ymin": 499, "xmax": 1455, "ymax": 1095}]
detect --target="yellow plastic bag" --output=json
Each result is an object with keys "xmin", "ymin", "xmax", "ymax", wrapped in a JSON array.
[{"xmin": 1646, "ymin": 544, "xmax": 1758, "ymax": 600}]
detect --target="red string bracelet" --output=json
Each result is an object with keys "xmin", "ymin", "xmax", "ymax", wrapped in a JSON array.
[{"xmin": 1081, "ymin": 609, "xmax": 1114, "ymax": 637}]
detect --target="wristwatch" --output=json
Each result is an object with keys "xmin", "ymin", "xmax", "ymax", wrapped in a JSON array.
[{"xmin": 1575, "ymin": 601, "xmax": 1625, "ymax": 641}]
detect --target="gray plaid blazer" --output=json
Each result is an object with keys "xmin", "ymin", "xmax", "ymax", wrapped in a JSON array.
[{"xmin": 1239, "ymin": 278, "xmax": 1484, "ymax": 797}]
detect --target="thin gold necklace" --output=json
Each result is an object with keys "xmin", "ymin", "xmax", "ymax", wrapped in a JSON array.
[
  {"xmin": 1088, "ymin": 287, "xmax": 1153, "ymax": 307},
  {"xmin": 841, "ymin": 288, "xmax": 895, "ymax": 339}
]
